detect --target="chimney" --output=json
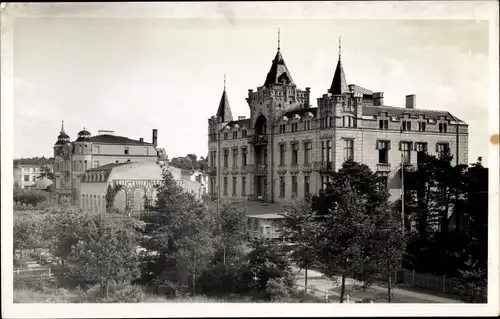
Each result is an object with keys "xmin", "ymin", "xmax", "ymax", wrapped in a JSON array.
[
  {"xmin": 348, "ymin": 84, "xmax": 356, "ymax": 93},
  {"xmin": 152, "ymin": 129, "xmax": 158, "ymax": 147},
  {"xmin": 405, "ymin": 94, "xmax": 416, "ymax": 109},
  {"xmin": 373, "ymin": 92, "xmax": 384, "ymax": 106},
  {"xmin": 238, "ymin": 116, "xmax": 246, "ymax": 120},
  {"xmin": 139, "ymin": 138, "xmax": 144, "ymax": 142}
]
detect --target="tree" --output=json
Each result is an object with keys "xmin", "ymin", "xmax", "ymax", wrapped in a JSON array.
[
  {"xmin": 314, "ymin": 181, "xmax": 376, "ymax": 303},
  {"xmin": 13, "ymin": 212, "xmax": 46, "ymax": 258},
  {"xmin": 214, "ymin": 201, "xmax": 247, "ymax": 265},
  {"xmin": 281, "ymin": 196, "xmax": 318, "ymax": 295},
  {"xmin": 369, "ymin": 203, "xmax": 407, "ymax": 302},
  {"xmin": 49, "ymin": 208, "xmax": 144, "ymax": 297},
  {"xmin": 246, "ymin": 238, "xmax": 295, "ymax": 300},
  {"xmin": 140, "ymin": 164, "xmax": 215, "ymax": 297}
]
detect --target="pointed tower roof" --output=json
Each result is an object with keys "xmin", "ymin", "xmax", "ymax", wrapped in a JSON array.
[
  {"xmin": 328, "ymin": 38, "xmax": 349, "ymax": 95},
  {"xmin": 216, "ymin": 75, "xmax": 233, "ymax": 123},
  {"xmin": 263, "ymin": 29, "xmax": 295, "ymax": 87}
]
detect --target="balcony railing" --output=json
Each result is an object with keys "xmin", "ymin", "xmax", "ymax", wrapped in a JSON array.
[
  {"xmin": 376, "ymin": 163, "xmax": 391, "ymax": 172},
  {"xmin": 289, "ymin": 164, "xmax": 300, "ymax": 172},
  {"xmin": 312, "ymin": 161, "xmax": 333, "ymax": 172},
  {"xmin": 248, "ymin": 134, "xmax": 268, "ymax": 145},
  {"xmin": 254, "ymin": 164, "xmax": 268, "ymax": 174}
]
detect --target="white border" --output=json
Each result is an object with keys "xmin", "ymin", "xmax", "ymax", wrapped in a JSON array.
[{"xmin": 1, "ymin": 2, "xmax": 499, "ymax": 318}]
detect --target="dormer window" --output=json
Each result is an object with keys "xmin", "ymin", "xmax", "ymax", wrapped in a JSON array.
[
  {"xmin": 379, "ymin": 119, "xmax": 389, "ymax": 130},
  {"xmin": 402, "ymin": 120, "xmax": 412, "ymax": 131},
  {"xmin": 291, "ymin": 122, "xmax": 298, "ymax": 133},
  {"xmin": 124, "ymin": 146, "xmax": 129, "ymax": 155},
  {"xmin": 439, "ymin": 122, "xmax": 448, "ymax": 133},
  {"xmin": 418, "ymin": 121, "xmax": 426, "ymax": 132},
  {"xmin": 304, "ymin": 121, "xmax": 311, "ymax": 130}
]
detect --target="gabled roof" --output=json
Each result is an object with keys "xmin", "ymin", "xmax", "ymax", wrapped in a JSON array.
[
  {"xmin": 86, "ymin": 134, "xmax": 154, "ymax": 146},
  {"xmin": 216, "ymin": 90, "xmax": 233, "ymax": 123},
  {"xmin": 329, "ymin": 58, "xmax": 349, "ymax": 95},
  {"xmin": 264, "ymin": 50, "xmax": 295, "ymax": 87}
]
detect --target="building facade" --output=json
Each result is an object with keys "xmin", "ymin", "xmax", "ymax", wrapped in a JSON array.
[
  {"xmin": 13, "ymin": 164, "xmax": 53, "ymax": 189},
  {"xmin": 53, "ymin": 123, "xmax": 165, "ymax": 206},
  {"xmin": 207, "ymin": 41, "xmax": 468, "ymax": 204},
  {"xmin": 79, "ymin": 161, "xmax": 204, "ymax": 215}
]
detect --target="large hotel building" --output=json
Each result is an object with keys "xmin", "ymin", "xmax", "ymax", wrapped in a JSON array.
[{"xmin": 207, "ymin": 40, "xmax": 468, "ymax": 204}]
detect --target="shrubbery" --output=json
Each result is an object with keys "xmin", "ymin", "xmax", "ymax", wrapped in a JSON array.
[{"xmin": 14, "ymin": 188, "xmax": 50, "ymax": 207}]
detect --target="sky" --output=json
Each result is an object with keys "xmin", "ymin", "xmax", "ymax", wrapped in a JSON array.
[{"xmin": 11, "ymin": 7, "xmax": 491, "ymax": 166}]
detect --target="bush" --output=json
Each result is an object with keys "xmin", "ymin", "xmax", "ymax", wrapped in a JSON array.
[
  {"xmin": 265, "ymin": 278, "xmax": 293, "ymax": 301},
  {"xmin": 14, "ymin": 188, "xmax": 49, "ymax": 207}
]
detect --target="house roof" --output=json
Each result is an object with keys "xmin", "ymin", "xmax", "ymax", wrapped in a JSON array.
[
  {"xmin": 351, "ymin": 84, "xmax": 373, "ymax": 96},
  {"xmin": 85, "ymin": 134, "xmax": 154, "ymax": 146},
  {"xmin": 283, "ymin": 107, "xmax": 318, "ymax": 118},
  {"xmin": 264, "ymin": 49, "xmax": 295, "ymax": 88},
  {"xmin": 363, "ymin": 105, "xmax": 464, "ymax": 122},
  {"xmin": 227, "ymin": 118, "xmax": 252, "ymax": 128},
  {"xmin": 329, "ymin": 58, "xmax": 349, "ymax": 95}
]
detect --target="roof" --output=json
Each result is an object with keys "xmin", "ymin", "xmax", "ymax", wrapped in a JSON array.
[
  {"xmin": 85, "ymin": 162, "xmax": 130, "ymax": 172},
  {"xmin": 351, "ymin": 84, "xmax": 373, "ymax": 96},
  {"xmin": 78, "ymin": 129, "xmax": 91, "ymax": 136},
  {"xmin": 86, "ymin": 134, "xmax": 154, "ymax": 146},
  {"xmin": 363, "ymin": 105, "xmax": 464, "ymax": 122},
  {"xmin": 216, "ymin": 90, "xmax": 233, "ymax": 123},
  {"xmin": 283, "ymin": 107, "xmax": 318, "ymax": 118},
  {"xmin": 329, "ymin": 58, "xmax": 349, "ymax": 95},
  {"xmin": 264, "ymin": 50, "xmax": 295, "ymax": 87},
  {"xmin": 227, "ymin": 118, "xmax": 252, "ymax": 127}
]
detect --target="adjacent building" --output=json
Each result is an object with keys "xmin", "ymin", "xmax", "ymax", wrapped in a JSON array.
[
  {"xmin": 207, "ymin": 39, "xmax": 468, "ymax": 204},
  {"xmin": 53, "ymin": 123, "xmax": 165, "ymax": 206},
  {"xmin": 13, "ymin": 164, "xmax": 53, "ymax": 189}
]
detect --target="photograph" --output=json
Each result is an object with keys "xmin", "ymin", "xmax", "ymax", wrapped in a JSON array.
[{"xmin": 1, "ymin": 2, "xmax": 498, "ymax": 318}]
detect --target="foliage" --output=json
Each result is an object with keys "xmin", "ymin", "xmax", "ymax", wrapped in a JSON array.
[
  {"xmin": 13, "ymin": 188, "xmax": 49, "ymax": 206},
  {"xmin": 14, "ymin": 157, "xmax": 54, "ymax": 166},
  {"xmin": 140, "ymin": 164, "xmax": 215, "ymax": 297},
  {"xmin": 169, "ymin": 153, "xmax": 208, "ymax": 171},
  {"xmin": 212, "ymin": 201, "xmax": 247, "ymax": 265},
  {"xmin": 246, "ymin": 239, "xmax": 295, "ymax": 300},
  {"xmin": 48, "ymin": 208, "xmax": 144, "ymax": 297},
  {"xmin": 13, "ymin": 212, "xmax": 46, "ymax": 252},
  {"xmin": 104, "ymin": 184, "xmax": 124, "ymax": 212}
]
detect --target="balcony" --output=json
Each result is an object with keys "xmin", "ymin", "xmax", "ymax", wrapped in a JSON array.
[
  {"xmin": 289, "ymin": 164, "xmax": 300, "ymax": 173},
  {"xmin": 231, "ymin": 166, "xmax": 240, "ymax": 173},
  {"xmin": 302, "ymin": 163, "xmax": 312, "ymax": 172},
  {"xmin": 313, "ymin": 161, "xmax": 333, "ymax": 172},
  {"xmin": 248, "ymin": 134, "xmax": 268, "ymax": 145},
  {"xmin": 376, "ymin": 163, "xmax": 391, "ymax": 173},
  {"xmin": 253, "ymin": 164, "xmax": 268, "ymax": 175}
]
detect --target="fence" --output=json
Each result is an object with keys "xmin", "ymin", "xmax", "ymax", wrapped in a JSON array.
[
  {"xmin": 398, "ymin": 269, "xmax": 471, "ymax": 296},
  {"xmin": 13, "ymin": 267, "xmax": 55, "ymax": 280}
]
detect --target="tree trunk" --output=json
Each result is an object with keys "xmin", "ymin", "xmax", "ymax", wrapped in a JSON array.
[
  {"xmin": 304, "ymin": 255, "xmax": 308, "ymax": 295},
  {"xmin": 223, "ymin": 245, "xmax": 226, "ymax": 265},
  {"xmin": 339, "ymin": 272, "xmax": 346, "ymax": 303},
  {"xmin": 192, "ymin": 252, "xmax": 197, "ymax": 297},
  {"xmin": 105, "ymin": 279, "xmax": 110, "ymax": 299},
  {"xmin": 387, "ymin": 271, "xmax": 392, "ymax": 303}
]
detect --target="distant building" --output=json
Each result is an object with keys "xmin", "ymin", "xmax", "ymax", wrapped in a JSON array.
[
  {"xmin": 207, "ymin": 37, "xmax": 469, "ymax": 204},
  {"xmin": 53, "ymin": 122, "xmax": 162, "ymax": 206},
  {"xmin": 79, "ymin": 161, "xmax": 204, "ymax": 215},
  {"xmin": 181, "ymin": 169, "xmax": 209, "ymax": 195},
  {"xmin": 13, "ymin": 164, "xmax": 53, "ymax": 189},
  {"xmin": 247, "ymin": 213, "xmax": 285, "ymax": 241}
]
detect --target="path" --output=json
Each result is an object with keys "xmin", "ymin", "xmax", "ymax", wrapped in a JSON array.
[{"xmin": 291, "ymin": 266, "xmax": 462, "ymax": 303}]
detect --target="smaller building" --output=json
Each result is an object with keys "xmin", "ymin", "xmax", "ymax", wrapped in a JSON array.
[
  {"xmin": 79, "ymin": 161, "xmax": 205, "ymax": 215},
  {"xmin": 247, "ymin": 213, "xmax": 285, "ymax": 241},
  {"xmin": 13, "ymin": 164, "xmax": 53, "ymax": 189},
  {"xmin": 181, "ymin": 169, "xmax": 209, "ymax": 195}
]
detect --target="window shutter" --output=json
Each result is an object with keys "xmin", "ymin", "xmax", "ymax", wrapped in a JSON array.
[
  {"xmin": 387, "ymin": 141, "xmax": 392, "ymax": 150},
  {"xmin": 376, "ymin": 140, "xmax": 380, "ymax": 150},
  {"xmin": 398, "ymin": 141, "xmax": 402, "ymax": 151}
]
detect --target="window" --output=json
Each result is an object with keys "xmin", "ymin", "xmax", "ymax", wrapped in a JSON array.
[
  {"xmin": 223, "ymin": 177, "xmax": 228, "ymax": 195},
  {"xmin": 84, "ymin": 160, "xmax": 88, "ymax": 171},
  {"xmin": 343, "ymin": 116, "xmax": 354, "ymax": 128},
  {"xmin": 291, "ymin": 176, "xmax": 298, "ymax": 196},
  {"xmin": 321, "ymin": 140, "xmax": 332, "ymax": 162},
  {"xmin": 223, "ymin": 149, "xmax": 229, "ymax": 167},
  {"xmin": 232, "ymin": 149, "xmax": 237, "ymax": 167},
  {"xmin": 242, "ymin": 130, "xmax": 247, "ymax": 138},
  {"xmin": 377, "ymin": 140, "xmax": 389, "ymax": 164},
  {"xmin": 304, "ymin": 142, "xmax": 311, "ymax": 164},
  {"xmin": 304, "ymin": 121, "xmax": 311, "ymax": 130},
  {"xmin": 32, "ymin": 176, "xmax": 36, "ymax": 182},
  {"xmin": 224, "ymin": 132, "xmax": 228, "ymax": 140},
  {"xmin": 326, "ymin": 116, "xmax": 333, "ymax": 128},
  {"xmin": 279, "ymin": 124, "xmax": 286, "ymax": 133},
  {"xmin": 304, "ymin": 175, "xmax": 310, "ymax": 196},
  {"xmin": 232, "ymin": 176, "xmax": 237, "ymax": 196},
  {"xmin": 93, "ymin": 160, "xmax": 100, "ymax": 168},
  {"xmin": 400, "ymin": 142, "xmax": 412, "ymax": 165},
  {"xmin": 242, "ymin": 148, "xmax": 247, "ymax": 166},
  {"xmin": 291, "ymin": 122, "xmax": 298, "ymax": 132},
  {"xmin": 233, "ymin": 131, "xmax": 238, "ymax": 139},
  {"xmin": 24, "ymin": 175, "xmax": 29, "ymax": 182},
  {"xmin": 436, "ymin": 143, "xmax": 450, "ymax": 156},
  {"xmin": 415, "ymin": 142, "xmax": 428, "ymax": 153},
  {"xmin": 279, "ymin": 176, "xmax": 285, "ymax": 197},
  {"xmin": 321, "ymin": 175, "xmax": 331, "ymax": 190},
  {"xmin": 144, "ymin": 147, "xmax": 149, "ymax": 155},
  {"xmin": 379, "ymin": 119, "xmax": 389, "ymax": 130},
  {"xmin": 124, "ymin": 146, "xmax": 129, "ymax": 155},
  {"xmin": 242, "ymin": 176, "xmax": 246, "ymax": 196},
  {"xmin": 418, "ymin": 121, "xmax": 426, "ymax": 132},
  {"xmin": 291, "ymin": 143, "xmax": 299, "ymax": 165},
  {"xmin": 94, "ymin": 145, "xmax": 100, "ymax": 154},
  {"xmin": 439, "ymin": 122, "xmax": 448, "ymax": 133},
  {"xmin": 402, "ymin": 120, "xmax": 412, "ymax": 131},
  {"xmin": 344, "ymin": 139, "xmax": 354, "ymax": 161},
  {"xmin": 279, "ymin": 144, "xmax": 286, "ymax": 165}
]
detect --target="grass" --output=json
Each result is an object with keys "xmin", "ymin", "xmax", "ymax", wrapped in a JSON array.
[{"xmin": 329, "ymin": 284, "xmax": 436, "ymax": 303}]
